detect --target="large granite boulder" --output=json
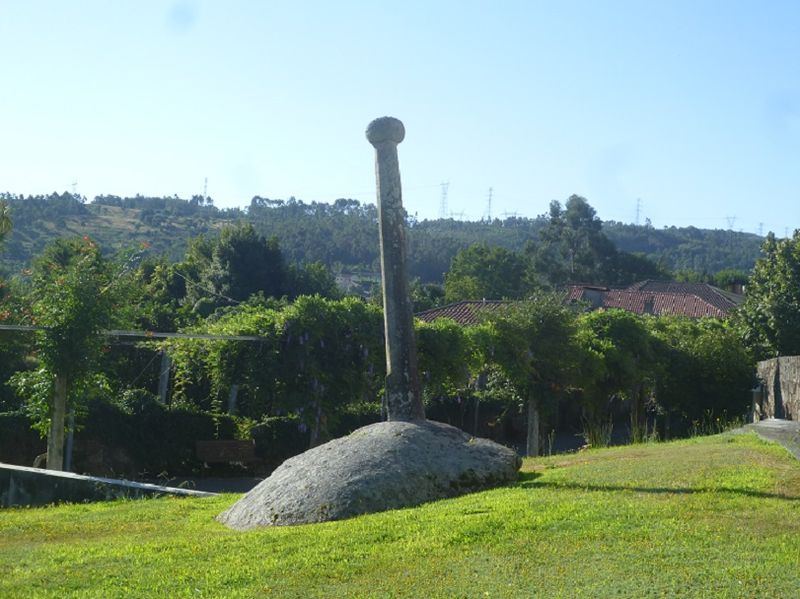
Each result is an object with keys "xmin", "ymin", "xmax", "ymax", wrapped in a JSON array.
[{"xmin": 218, "ymin": 420, "xmax": 521, "ymax": 530}]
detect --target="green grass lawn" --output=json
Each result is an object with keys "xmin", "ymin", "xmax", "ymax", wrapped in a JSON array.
[{"xmin": 2, "ymin": 432, "xmax": 799, "ymax": 598}]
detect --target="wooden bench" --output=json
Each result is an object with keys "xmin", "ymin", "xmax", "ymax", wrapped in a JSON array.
[{"xmin": 195, "ymin": 440, "xmax": 257, "ymax": 464}]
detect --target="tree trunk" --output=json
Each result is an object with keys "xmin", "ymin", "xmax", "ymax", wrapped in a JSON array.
[
  {"xmin": 630, "ymin": 384, "xmax": 641, "ymax": 442},
  {"xmin": 473, "ymin": 370, "xmax": 487, "ymax": 436},
  {"xmin": 526, "ymin": 397, "xmax": 540, "ymax": 457},
  {"xmin": 46, "ymin": 374, "xmax": 67, "ymax": 471},
  {"xmin": 309, "ymin": 397, "xmax": 323, "ymax": 448}
]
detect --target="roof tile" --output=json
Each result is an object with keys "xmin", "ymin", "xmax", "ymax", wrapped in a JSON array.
[{"xmin": 417, "ymin": 282, "xmax": 741, "ymax": 325}]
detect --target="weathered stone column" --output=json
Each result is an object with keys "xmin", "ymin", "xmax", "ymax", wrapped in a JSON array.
[{"xmin": 366, "ymin": 117, "xmax": 424, "ymax": 421}]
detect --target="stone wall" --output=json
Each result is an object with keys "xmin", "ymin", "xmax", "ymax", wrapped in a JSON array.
[{"xmin": 755, "ymin": 357, "xmax": 800, "ymax": 421}]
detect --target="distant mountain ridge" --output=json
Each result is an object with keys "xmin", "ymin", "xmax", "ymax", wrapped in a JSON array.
[{"xmin": 0, "ymin": 193, "xmax": 764, "ymax": 280}]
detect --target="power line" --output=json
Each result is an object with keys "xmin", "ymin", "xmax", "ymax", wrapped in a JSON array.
[
  {"xmin": 171, "ymin": 268, "xmax": 242, "ymax": 306},
  {"xmin": 128, "ymin": 348, "xmax": 163, "ymax": 388}
]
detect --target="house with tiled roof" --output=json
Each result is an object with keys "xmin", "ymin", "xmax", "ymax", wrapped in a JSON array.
[
  {"xmin": 565, "ymin": 281, "xmax": 742, "ymax": 319},
  {"xmin": 415, "ymin": 281, "xmax": 743, "ymax": 325},
  {"xmin": 415, "ymin": 300, "xmax": 508, "ymax": 325},
  {"xmin": 625, "ymin": 280, "xmax": 744, "ymax": 312}
]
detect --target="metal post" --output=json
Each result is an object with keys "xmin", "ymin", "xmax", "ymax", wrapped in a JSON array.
[{"xmin": 158, "ymin": 351, "xmax": 171, "ymax": 404}]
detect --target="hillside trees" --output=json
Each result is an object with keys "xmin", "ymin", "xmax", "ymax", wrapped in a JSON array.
[
  {"xmin": 0, "ymin": 200, "xmax": 10, "ymax": 243},
  {"xmin": 0, "ymin": 192, "xmax": 763, "ymax": 282},
  {"xmin": 604, "ymin": 221, "xmax": 762, "ymax": 274},
  {"xmin": 528, "ymin": 195, "xmax": 668, "ymax": 287},
  {"xmin": 439, "ymin": 197, "xmax": 669, "ymax": 302},
  {"xmin": 530, "ymin": 196, "xmax": 616, "ymax": 285},
  {"xmin": 248, "ymin": 197, "xmax": 380, "ymax": 269}
]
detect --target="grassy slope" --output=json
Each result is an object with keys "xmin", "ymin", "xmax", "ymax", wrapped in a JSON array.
[
  {"xmin": 2, "ymin": 433, "xmax": 799, "ymax": 598},
  {"xmin": 2, "ymin": 205, "xmax": 224, "ymax": 272}
]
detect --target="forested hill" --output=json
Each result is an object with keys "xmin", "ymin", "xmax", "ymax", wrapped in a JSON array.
[
  {"xmin": 0, "ymin": 192, "xmax": 764, "ymax": 281},
  {"xmin": 602, "ymin": 221, "xmax": 763, "ymax": 275}
]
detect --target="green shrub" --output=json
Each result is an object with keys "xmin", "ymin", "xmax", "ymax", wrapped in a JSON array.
[
  {"xmin": 329, "ymin": 401, "xmax": 382, "ymax": 437},
  {"xmin": 0, "ymin": 412, "xmax": 45, "ymax": 466},
  {"xmin": 77, "ymin": 398, "xmax": 237, "ymax": 477},
  {"xmin": 250, "ymin": 415, "xmax": 309, "ymax": 471}
]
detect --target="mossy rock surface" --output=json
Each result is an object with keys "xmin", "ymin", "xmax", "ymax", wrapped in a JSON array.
[{"xmin": 218, "ymin": 420, "xmax": 521, "ymax": 529}]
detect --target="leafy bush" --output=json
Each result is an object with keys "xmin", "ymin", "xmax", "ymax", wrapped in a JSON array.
[
  {"xmin": 0, "ymin": 412, "xmax": 45, "ymax": 466},
  {"xmin": 250, "ymin": 416, "xmax": 310, "ymax": 471},
  {"xmin": 76, "ymin": 399, "xmax": 237, "ymax": 477}
]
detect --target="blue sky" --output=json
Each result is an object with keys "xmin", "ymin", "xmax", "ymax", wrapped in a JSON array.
[{"xmin": 1, "ymin": 1, "xmax": 798, "ymax": 236}]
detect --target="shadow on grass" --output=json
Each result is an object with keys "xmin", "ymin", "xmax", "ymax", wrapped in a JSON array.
[
  {"xmin": 516, "ymin": 474, "xmax": 800, "ymax": 502},
  {"xmin": 517, "ymin": 472, "xmax": 542, "ymax": 484}
]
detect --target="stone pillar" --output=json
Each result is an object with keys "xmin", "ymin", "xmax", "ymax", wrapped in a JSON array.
[{"xmin": 366, "ymin": 117, "xmax": 424, "ymax": 421}]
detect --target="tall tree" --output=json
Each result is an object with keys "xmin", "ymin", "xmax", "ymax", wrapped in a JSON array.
[
  {"xmin": 444, "ymin": 243, "xmax": 532, "ymax": 303},
  {"xmin": 736, "ymin": 232, "xmax": 800, "ymax": 358},
  {"xmin": 530, "ymin": 196, "xmax": 617, "ymax": 285},
  {"xmin": 19, "ymin": 238, "xmax": 116, "ymax": 469},
  {"xmin": 530, "ymin": 195, "xmax": 665, "ymax": 286},
  {"xmin": 181, "ymin": 223, "xmax": 287, "ymax": 314},
  {"xmin": 575, "ymin": 309, "xmax": 656, "ymax": 444},
  {"xmin": 0, "ymin": 200, "xmax": 11, "ymax": 243},
  {"xmin": 486, "ymin": 294, "xmax": 578, "ymax": 456}
]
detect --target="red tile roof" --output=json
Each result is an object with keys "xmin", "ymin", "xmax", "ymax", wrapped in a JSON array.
[
  {"xmin": 415, "ymin": 300, "xmax": 508, "ymax": 325},
  {"xmin": 565, "ymin": 280, "xmax": 742, "ymax": 318},
  {"xmin": 624, "ymin": 280, "xmax": 742, "ymax": 312},
  {"xmin": 415, "ymin": 281, "xmax": 742, "ymax": 325}
]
